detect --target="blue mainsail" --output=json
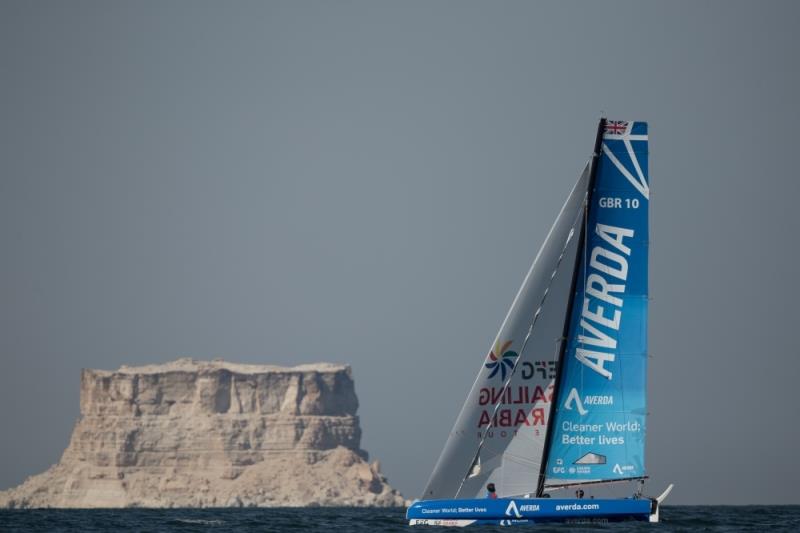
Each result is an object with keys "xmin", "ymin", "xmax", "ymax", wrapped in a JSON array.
[{"xmin": 544, "ymin": 120, "xmax": 649, "ymax": 486}]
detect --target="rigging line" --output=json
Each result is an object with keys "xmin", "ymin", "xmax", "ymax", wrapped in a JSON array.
[
  {"xmin": 579, "ymin": 167, "xmax": 589, "ymax": 427},
  {"xmin": 454, "ymin": 193, "xmax": 587, "ymax": 499}
]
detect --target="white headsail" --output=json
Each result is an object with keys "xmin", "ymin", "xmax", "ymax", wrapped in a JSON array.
[{"xmin": 421, "ymin": 164, "xmax": 590, "ymax": 499}]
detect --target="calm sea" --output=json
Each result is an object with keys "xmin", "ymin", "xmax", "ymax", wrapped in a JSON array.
[{"xmin": 1, "ymin": 506, "xmax": 798, "ymax": 532}]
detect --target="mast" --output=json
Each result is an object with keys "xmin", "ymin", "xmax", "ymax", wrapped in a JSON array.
[{"xmin": 535, "ymin": 118, "xmax": 606, "ymax": 497}]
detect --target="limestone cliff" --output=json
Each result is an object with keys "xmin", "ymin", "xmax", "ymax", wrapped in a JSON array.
[{"xmin": 0, "ymin": 358, "xmax": 404, "ymax": 508}]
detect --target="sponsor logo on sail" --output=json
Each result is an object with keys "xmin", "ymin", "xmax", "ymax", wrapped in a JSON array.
[
  {"xmin": 612, "ymin": 463, "xmax": 635, "ymax": 475},
  {"xmin": 574, "ymin": 224, "xmax": 635, "ymax": 380},
  {"xmin": 484, "ymin": 340, "xmax": 517, "ymax": 380},
  {"xmin": 564, "ymin": 388, "xmax": 588, "ymax": 415}
]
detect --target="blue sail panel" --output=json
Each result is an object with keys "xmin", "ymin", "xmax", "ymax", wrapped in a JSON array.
[{"xmin": 545, "ymin": 120, "xmax": 649, "ymax": 485}]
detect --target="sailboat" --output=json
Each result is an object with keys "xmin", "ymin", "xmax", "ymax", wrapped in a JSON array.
[{"xmin": 407, "ymin": 119, "xmax": 672, "ymax": 526}]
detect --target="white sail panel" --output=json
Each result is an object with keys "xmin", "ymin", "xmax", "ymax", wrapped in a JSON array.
[{"xmin": 421, "ymin": 165, "xmax": 589, "ymax": 500}]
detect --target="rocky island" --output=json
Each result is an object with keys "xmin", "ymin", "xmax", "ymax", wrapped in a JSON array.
[{"xmin": 0, "ymin": 359, "xmax": 404, "ymax": 508}]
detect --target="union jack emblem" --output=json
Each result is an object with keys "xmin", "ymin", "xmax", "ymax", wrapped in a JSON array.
[{"xmin": 605, "ymin": 121, "xmax": 628, "ymax": 135}]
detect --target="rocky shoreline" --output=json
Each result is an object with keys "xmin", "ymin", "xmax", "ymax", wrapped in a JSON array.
[{"xmin": 0, "ymin": 359, "xmax": 404, "ymax": 508}]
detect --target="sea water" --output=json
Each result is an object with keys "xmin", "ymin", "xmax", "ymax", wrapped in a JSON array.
[{"xmin": 1, "ymin": 506, "xmax": 798, "ymax": 532}]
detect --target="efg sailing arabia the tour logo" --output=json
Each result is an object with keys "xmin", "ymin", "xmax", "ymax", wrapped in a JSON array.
[
  {"xmin": 479, "ymin": 339, "xmax": 558, "ymax": 435},
  {"xmin": 484, "ymin": 340, "xmax": 517, "ymax": 380}
]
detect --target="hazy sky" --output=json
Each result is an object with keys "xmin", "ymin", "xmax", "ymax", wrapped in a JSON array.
[{"xmin": 1, "ymin": 1, "xmax": 798, "ymax": 505}]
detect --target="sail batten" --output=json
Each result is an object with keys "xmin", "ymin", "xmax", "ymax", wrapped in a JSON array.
[{"xmin": 543, "ymin": 476, "xmax": 648, "ymax": 490}]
